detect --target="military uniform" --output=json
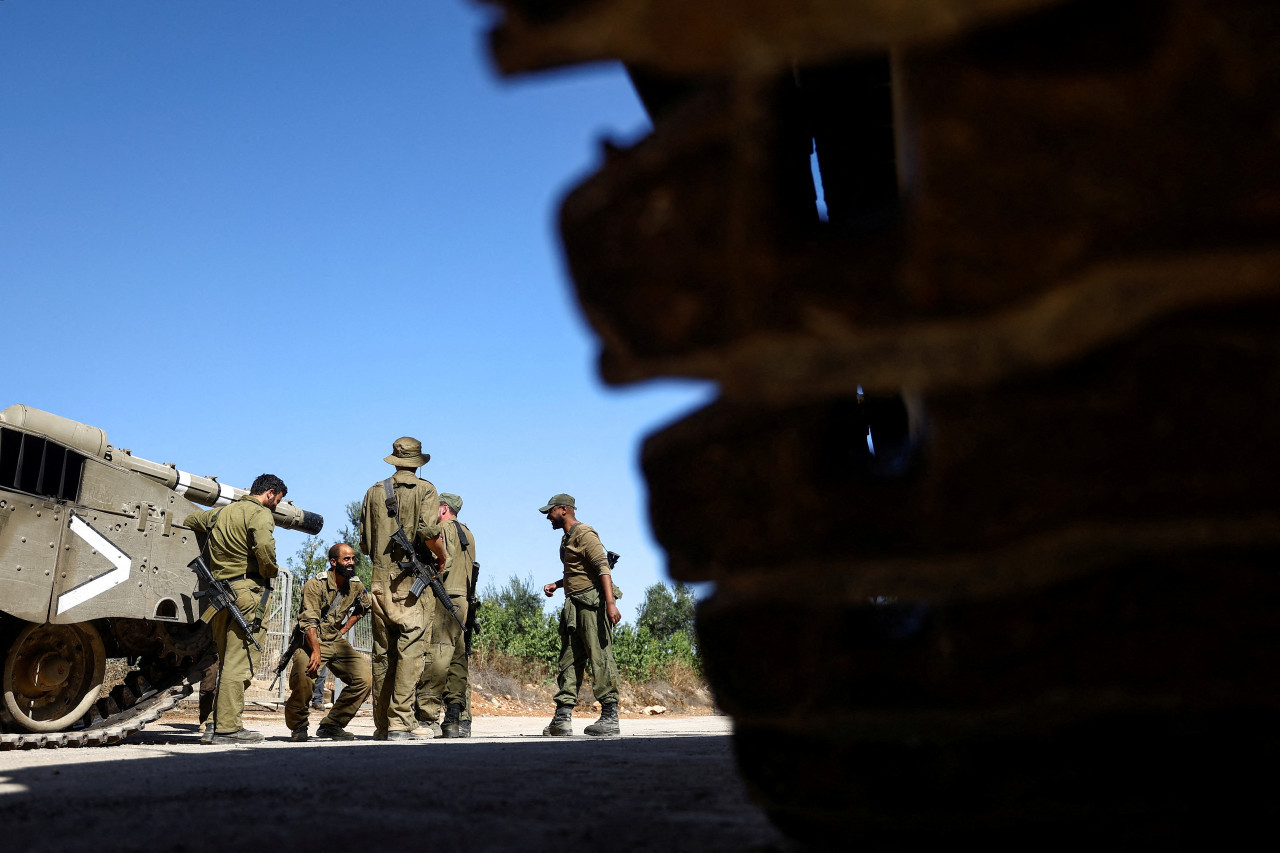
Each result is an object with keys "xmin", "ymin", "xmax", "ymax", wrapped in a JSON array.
[
  {"xmin": 416, "ymin": 516, "xmax": 476, "ymax": 725},
  {"xmin": 361, "ymin": 468, "xmax": 446, "ymax": 736},
  {"xmin": 185, "ymin": 495, "xmax": 279, "ymax": 736},
  {"xmin": 284, "ymin": 572, "xmax": 373, "ymax": 734},
  {"xmin": 553, "ymin": 522, "xmax": 620, "ymax": 708}
]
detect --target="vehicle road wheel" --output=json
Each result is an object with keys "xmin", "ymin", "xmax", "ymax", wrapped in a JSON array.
[{"xmin": 3, "ymin": 621, "xmax": 106, "ymax": 732}]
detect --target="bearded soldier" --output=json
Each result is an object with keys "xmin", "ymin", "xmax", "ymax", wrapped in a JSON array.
[{"xmin": 284, "ymin": 543, "xmax": 372, "ymax": 741}]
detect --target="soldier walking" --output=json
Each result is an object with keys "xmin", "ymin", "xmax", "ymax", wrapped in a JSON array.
[
  {"xmin": 360, "ymin": 437, "xmax": 448, "ymax": 741},
  {"xmin": 539, "ymin": 493, "xmax": 622, "ymax": 737}
]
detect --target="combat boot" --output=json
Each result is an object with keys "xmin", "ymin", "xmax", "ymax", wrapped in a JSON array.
[
  {"xmin": 290, "ymin": 726, "xmax": 309, "ymax": 742},
  {"xmin": 199, "ymin": 721, "xmax": 214, "ymax": 745},
  {"xmin": 458, "ymin": 718, "xmax": 472, "ymax": 738},
  {"xmin": 542, "ymin": 703, "xmax": 574, "ymax": 736},
  {"xmin": 316, "ymin": 723, "xmax": 355, "ymax": 741},
  {"xmin": 584, "ymin": 702, "xmax": 620, "ymax": 737},
  {"xmin": 212, "ymin": 728, "xmax": 265, "ymax": 745},
  {"xmin": 440, "ymin": 702, "xmax": 462, "ymax": 738}
]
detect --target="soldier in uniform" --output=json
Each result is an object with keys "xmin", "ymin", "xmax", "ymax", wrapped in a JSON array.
[
  {"xmin": 360, "ymin": 437, "xmax": 449, "ymax": 741},
  {"xmin": 186, "ymin": 473, "xmax": 287, "ymax": 745},
  {"xmin": 414, "ymin": 492, "xmax": 477, "ymax": 738},
  {"xmin": 285, "ymin": 543, "xmax": 373, "ymax": 741},
  {"xmin": 539, "ymin": 493, "xmax": 622, "ymax": 737}
]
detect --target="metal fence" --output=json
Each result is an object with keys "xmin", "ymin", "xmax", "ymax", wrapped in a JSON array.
[{"xmin": 249, "ymin": 570, "xmax": 294, "ymax": 701}]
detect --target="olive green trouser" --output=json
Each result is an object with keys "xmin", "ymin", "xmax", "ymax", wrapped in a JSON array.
[
  {"xmin": 554, "ymin": 587, "xmax": 619, "ymax": 707},
  {"xmin": 284, "ymin": 637, "xmax": 372, "ymax": 732},
  {"xmin": 444, "ymin": 628, "xmax": 473, "ymax": 723},
  {"xmin": 416, "ymin": 596, "xmax": 468, "ymax": 722},
  {"xmin": 371, "ymin": 596, "xmax": 430, "ymax": 734},
  {"xmin": 210, "ymin": 577, "xmax": 267, "ymax": 735}
]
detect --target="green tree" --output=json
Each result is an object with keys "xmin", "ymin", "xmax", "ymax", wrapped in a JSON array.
[
  {"xmin": 284, "ymin": 535, "xmax": 328, "ymax": 612},
  {"xmin": 636, "ymin": 582, "xmax": 697, "ymax": 642},
  {"xmin": 339, "ymin": 499, "xmax": 374, "ymax": 588}
]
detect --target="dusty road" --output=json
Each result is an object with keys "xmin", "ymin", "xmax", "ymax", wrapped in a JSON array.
[{"xmin": 0, "ymin": 712, "xmax": 786, "ymax": 852}]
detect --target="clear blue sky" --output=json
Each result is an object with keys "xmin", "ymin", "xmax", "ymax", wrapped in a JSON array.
[{"xmin": 1, "ymin": 1, "xmax": 713, "ymax": 621}]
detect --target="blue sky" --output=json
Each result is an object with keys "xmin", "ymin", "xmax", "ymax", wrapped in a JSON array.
[{"xmin": 1, "ymin": 1, "xmax": 713, "ymax": 621}]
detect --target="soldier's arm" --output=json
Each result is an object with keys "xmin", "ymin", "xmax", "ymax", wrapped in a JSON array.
[
  {"xmin": 304, "ymin": 626, "xmax": 322, "ymax": 675},
  {"xmin": 579, "ymin": 529, "xmax": 613, "ymax": 581},
  {"xmin": 415, "ymin": 484, "xmax": 444, "ymax": 542},
  {"xmin": 599, "ymin": 574, "xmax": 622, "ymax": 626},
  {"xmin": 579, "ymin": 529, "xmax": 620, "ymax": 623},
  {"xmin": 249, "ymin": 509, "xmax": 279, "ymax": 578},
  {"xmin": 424, "ymin": 534, "xmax": 448, "ymax": 570},
  {"xmin": 184, "ymin": 508, "xmax": 214, "ymax": 536},
  {"xmin": 339, "ymin": 587, "xmax": 372, "ymax": 634}
]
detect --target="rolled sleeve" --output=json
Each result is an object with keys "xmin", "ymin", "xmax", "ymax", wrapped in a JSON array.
[{"xmin": 580, "ymin": 528, "xmax": 612, "ymax": 577}]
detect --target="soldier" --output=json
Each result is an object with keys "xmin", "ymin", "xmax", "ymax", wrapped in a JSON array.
[
  {"xmin": 285, "ymin": 543, "xmax": 373, "ymax": 742},
  {"xmin": 414, "ymin": 492, "xmax": 477, "ymax": 738},
  {"xmin": 539, "ymin": 493, "xmax": 622, "ymax": 737},
  {"xmin": 186, "ymin": 473, "xmax": 287, "ymax": 745},
  {"xmin": 360, "ymin": 437, "xmax": 449, "ymax": 741}
]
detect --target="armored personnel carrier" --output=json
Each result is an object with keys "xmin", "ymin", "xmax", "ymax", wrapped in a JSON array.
[{"xmin": 0, "ymin": 404, "xmax": 322, "ymax": 749}]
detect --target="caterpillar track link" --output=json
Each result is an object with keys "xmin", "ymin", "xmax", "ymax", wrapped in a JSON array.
[{"xmin": 0, "ymin": 654, "xmax": 209, "ymax": 750}]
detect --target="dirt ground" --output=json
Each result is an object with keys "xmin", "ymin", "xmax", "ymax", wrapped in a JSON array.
[{"xmin": 0, "ymin": 707, "xmax": 787, "ymax": 853}]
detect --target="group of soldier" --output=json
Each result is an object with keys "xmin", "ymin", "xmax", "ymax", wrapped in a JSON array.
[{"xmin": 187, "ymin": 435, "xmax": 622, "ymax": 744}]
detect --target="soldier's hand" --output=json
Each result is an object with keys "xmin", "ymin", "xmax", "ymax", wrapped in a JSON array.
[
  {"xmin": 543, "ymin": 582, "xmax": 557, "ymax": 598},
  {"xmin": 306, "ymin": 649, "xmax": 322, "ymax": 676},
  {"xmin": 607, "ymin": 602, "xmax": 622, "ymax": 626}
]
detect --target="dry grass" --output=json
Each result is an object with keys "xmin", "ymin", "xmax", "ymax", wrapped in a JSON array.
[{"xmin": 468, "ymin": 651, "xmax": 713, "ymax": 715}]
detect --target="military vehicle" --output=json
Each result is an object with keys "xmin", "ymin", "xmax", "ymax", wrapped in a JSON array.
[{"xmin": 0, "ymin": 404, "xmax": 322, "ymax": 749}]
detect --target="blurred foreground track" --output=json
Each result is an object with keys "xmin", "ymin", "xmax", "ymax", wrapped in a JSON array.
[{"xmin": 480, "ymin": 0, "xmax": 1280, "ymax": 846}]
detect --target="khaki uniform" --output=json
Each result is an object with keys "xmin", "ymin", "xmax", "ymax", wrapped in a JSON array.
[
  {"xmin": 553, "ymin": 523, "xmax": 619, "ymax": 707},
  {"xmin": 417, "ymin": 519, "xmax": 476, "ymax": 722},
  {"xmin": 185, "ymin": 496, "xmax": 279, "ymax": 735},
  {"xmin": 284, "ymin": 573, "xmax": 373, "ymax": 732},
  {"xmin": 360, "ymin": 470, "xmax": 445, "ymax": 735}
]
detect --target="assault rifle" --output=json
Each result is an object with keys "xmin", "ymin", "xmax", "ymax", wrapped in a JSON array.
[
  {"xmin": 464, "ymin": 561, "xmax": 481, "ymax": 656},
  {"xmin": 189, "ymin": 555, "xmax": 262, "ymax": 652},
  {"xmin": 390, "ymin": 526, "xmax": 464, "ymax": 631}
]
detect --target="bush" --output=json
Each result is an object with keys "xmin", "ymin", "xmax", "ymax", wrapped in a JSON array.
[
  {"xmin": 474, "ymin": 575, "xmax": 560, "ymax": 681},
  {"xmin": 475, "ymin": 576, "xmax": 704, "ymax": 688}
]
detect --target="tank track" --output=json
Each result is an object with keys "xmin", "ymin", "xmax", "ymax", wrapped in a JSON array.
[{"xmin": 0, "ymin": 653, "xmax": 211, "ymax": 751}]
